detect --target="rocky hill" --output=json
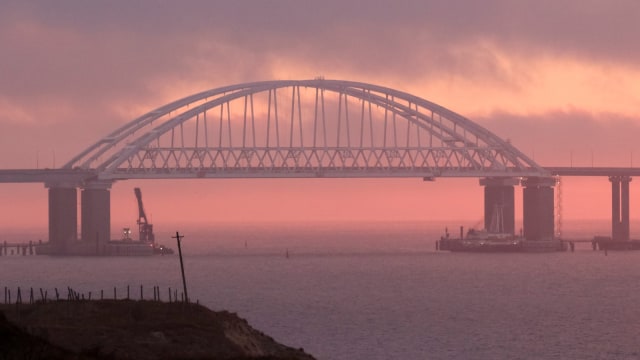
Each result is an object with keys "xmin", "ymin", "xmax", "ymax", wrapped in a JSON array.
[{"xmin": 0, "ymin": 300, "xmax": 315, "ymax": 360}]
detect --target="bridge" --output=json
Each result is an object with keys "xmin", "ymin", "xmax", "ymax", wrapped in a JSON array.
[{"xmin": 0, "ymin": 80, "xmax": 634, "ymax": 253}]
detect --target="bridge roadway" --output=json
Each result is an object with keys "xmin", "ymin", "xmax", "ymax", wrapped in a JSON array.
[
  {"xmin": 0, "ymin": 169, "xmax": 97, "ymax": 184},
  {"xmin": 1, "ymin": 166, "xmax": 639, "ymax": 183},
  {"xmin": 546, "ymin": 167, "xmax": 640, "ymax": 177}
]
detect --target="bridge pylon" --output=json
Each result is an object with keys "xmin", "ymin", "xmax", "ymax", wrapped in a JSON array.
[
  {"xmin": 480, "ymin": 178, "xmax": 518, "ymax": 235},
  {"xmin": 44, "ymin": 180, "xmax": 113, "ymax": 255},
  {"xmin": 610, "ymin": 176, "xmax": 631, "ymax": 241},
  {"xmin": 46, "ymin": 183, "xmax": 78, "ymax": 253},
  {"xmin": 81, "ymin": 181, "xmax": 113, "ymax": 254},
  {"xmin": 522, "ymin": 177, "xmax": 557, "ymax": 241}
]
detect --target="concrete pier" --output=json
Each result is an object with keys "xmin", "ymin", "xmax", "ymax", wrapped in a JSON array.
[
  {"xmin": 522, "ymin": 177, "xmax": 556, "ymax": 240},
  {"xmin": 81, "ymin": 182, "xmax": 112, "ymax": 254},
  {"xmin": 47, "ymin": 186, "xmax": 78, "ymax": 251},
  {"xmin": 480, "ymin": 178, "xmax": 518, "ymax": 234},
  {"xmin": 610, "ymin": 176, "xmax": 631, "ymax": 241}
]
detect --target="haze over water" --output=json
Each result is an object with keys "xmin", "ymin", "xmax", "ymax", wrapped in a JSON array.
[{"xmin": 3, "ymin": 220, "xmax": 640, "ymax": 359}]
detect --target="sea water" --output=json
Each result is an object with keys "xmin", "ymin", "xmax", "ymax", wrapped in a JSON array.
[{"xmin": 2, "ymin": 221, "xmax": 640, "ymax": 360}]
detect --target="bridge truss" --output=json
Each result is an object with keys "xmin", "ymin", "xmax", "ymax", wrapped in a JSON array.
[{"xmin": 64, "ymin": 80, "xmax": 548, "ymax": 179}]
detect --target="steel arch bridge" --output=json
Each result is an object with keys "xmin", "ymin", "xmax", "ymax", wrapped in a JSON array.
[{"xmin": 64, "ymin": 79, "xmax": 548, "ymax": 180}]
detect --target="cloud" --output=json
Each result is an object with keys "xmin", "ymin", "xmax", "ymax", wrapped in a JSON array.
[
  {"xmin": 1, "ymin": 0, "xmax": 639, "ymax": 169},
  {"xmin": 3, "ymin": 1, "xmax": 640, "ymax": 99},
  {"xmin": 477, "ymin": 109, "xmax": 640, "ymax": 167}
]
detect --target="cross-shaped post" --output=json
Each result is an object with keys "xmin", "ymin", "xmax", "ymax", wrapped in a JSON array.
[{"xmin": 172, "ymin": 231, "xmax": 188, "ymax": 303}]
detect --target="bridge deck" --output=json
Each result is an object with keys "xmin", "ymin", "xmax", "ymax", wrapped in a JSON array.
[
  {"xmin": 547, "ymin": 167, "xmax": 640, "ymax": 176},
  {"xmin": 0, "ymin": 166, "xmax": 639, "ymax": 184},
  {"xmin": 0, "ymin": 169, "xmax": 96, "ymax": 184}
]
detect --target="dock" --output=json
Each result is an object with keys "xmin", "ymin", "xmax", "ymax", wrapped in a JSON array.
[{"xmin": 0, "ymin": 241, "xmax": 39, "ymax": 256}]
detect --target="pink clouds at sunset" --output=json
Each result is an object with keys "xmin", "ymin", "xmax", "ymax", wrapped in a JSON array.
[{"xmin": 1, "ymin": 1, "xmax": 640, "ymax": 235}]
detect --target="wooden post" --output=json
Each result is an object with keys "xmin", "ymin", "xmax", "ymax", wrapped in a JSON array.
[{"xmin": 172, "ymin": 231, "xmax": 189, "ymax": 303}]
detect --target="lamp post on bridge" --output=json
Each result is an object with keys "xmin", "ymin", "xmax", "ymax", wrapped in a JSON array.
[{"xmin": 35, "ymin": 149, "xmax": 56, "ymax": 169}]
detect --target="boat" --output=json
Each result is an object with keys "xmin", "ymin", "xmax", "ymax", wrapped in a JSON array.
[
  {"xmin": 437, "ymin": 203, "xmax": 568, "ymax": 253},
  {"xmin": 438, "ymin": 204, "xmax": 524, "ymax": 252},
  {"xmin": 438, "ymin": 228, "xmax": 524, "ymax": 252},
  {"xmin": 105, "ymin": 227, "xmax": 174, "ymax": 256}
]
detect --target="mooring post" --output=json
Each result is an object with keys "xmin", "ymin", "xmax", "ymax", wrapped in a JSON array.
[{"xmin": 173, "ymin": 231, "xmax": 189, "ymax": 303}]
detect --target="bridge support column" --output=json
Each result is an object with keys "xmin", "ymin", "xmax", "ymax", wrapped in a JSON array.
[
  {"xmin": 47, "ymin": 185, "xmax": 78, "ymax": 253},
  {"xmin": 479, "ymin": 178, "xmax": 518, "ymax": 234},
  {"xmin": 522, "ymin": 177, "xmax": 556, "ymax": 241},
  {"xmin": 81, "ymin": 181, "xmax": 112, "ymax": 254},
  {"xmin": 610, "ymin": 176, "xmax": 631, "ymax": 241}
]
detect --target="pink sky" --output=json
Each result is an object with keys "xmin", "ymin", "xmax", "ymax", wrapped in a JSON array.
[{"xmin": 1, "ymin": 1, "xmax": 640, "ymax": 237}]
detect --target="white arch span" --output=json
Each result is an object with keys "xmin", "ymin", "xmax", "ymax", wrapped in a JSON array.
[{"xmin": 64, "ymin": 79, "xmax": 547, "ymax": 180}]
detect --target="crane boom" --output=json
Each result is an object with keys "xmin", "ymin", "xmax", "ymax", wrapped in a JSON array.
[
  {"xmin": 134, "ymin": 187, "xmax": 148, "ymax": 224},
  {"xmin": 134, "ymin": 187, "xmax": 154, "ymax": 243}
]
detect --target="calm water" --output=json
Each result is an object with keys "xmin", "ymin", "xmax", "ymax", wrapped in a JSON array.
[{"xmin": 3, "ymin": 221, "xmax": 640, "ymax": 359}]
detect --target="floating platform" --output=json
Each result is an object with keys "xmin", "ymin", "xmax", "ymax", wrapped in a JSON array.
[
  {"xmin": 438, "ymin": 238, "xmax": 566, "ymax": 253},
  {"xmin": 591, "ymin": 236, "xmax": 640, "ymax": 251},
  {"xmin": 35, "ymin": 240, "xmax": 174, "ymax": 256}
]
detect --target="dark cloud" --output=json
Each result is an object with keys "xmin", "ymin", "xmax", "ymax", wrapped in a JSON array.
[{"xmin": 2, "ymin": 0, "xmax": 639, "ymax": 101}]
